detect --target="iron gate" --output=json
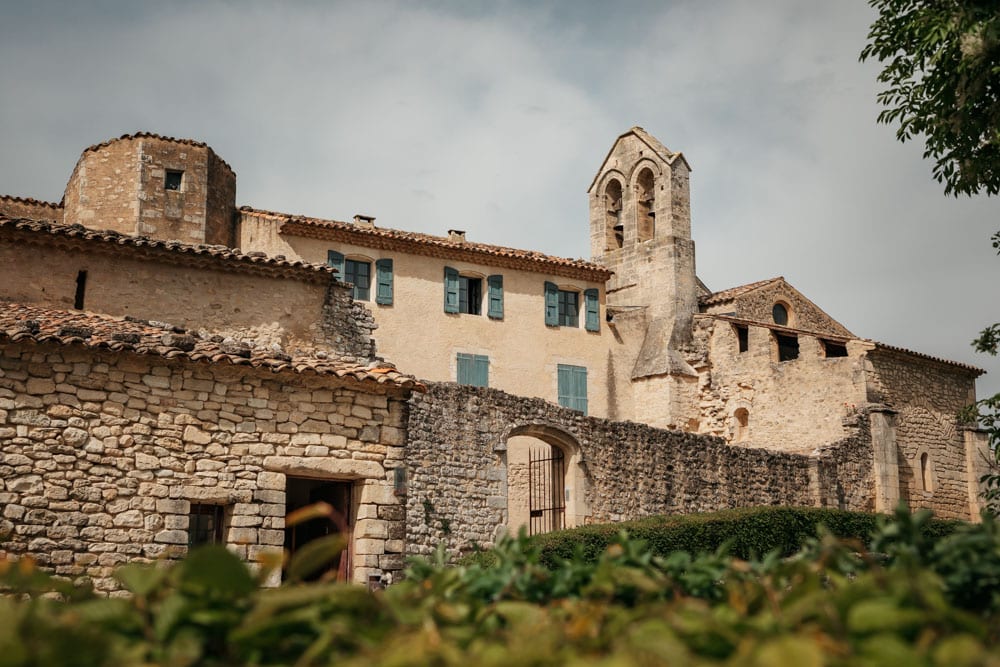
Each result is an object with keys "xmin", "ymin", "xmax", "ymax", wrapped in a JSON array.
[{"xmin": 528, "ymin": 446, "xmax": 566, "ymax": 535}]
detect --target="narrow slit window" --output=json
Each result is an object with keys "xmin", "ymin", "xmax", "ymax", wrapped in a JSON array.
[
  {"xmin": 774, "ymin": 333, "xmax": 799, "ymax": 361},
  {"xmin": 734, "ymin": 324, "xmax": 749, "ymax": 353},
  {"xmin": 74, "ymin": 270, "xmax": 87, "ymax": 310}
]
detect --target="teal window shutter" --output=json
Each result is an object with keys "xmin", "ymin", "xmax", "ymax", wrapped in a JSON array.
[
  {"xmin": 557, "ymin": 364, "xmax": 587, "ymax": 414},
  {"xmin": 584, "ymin": 288, "xmax": 599, "ymax": 332},
  {"xmin": 544, "ymin": 281, "xmax": 559, "ymax": 326},
  {"xmin": 327, "ymin": 250, "xmax": 345, "ymax": 278},
  {"xmin": 457, "ymin": 353, "xmax": 489, "ymax": 387},
  {"xmin": 487, "ymin": 275, "xmax": 504, "ymax": 320},
  {"xmin": 375, "ymin": 258, "xmax": 394, "ymax": 305},
  {"xmin": 444, "ymin": 266, "xmax": 459, "ymax": 313}
]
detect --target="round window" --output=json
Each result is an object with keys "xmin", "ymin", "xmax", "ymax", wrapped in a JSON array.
[{"xmin": 772, "ymin": 303, "xmax": 789, "ymax": 326}]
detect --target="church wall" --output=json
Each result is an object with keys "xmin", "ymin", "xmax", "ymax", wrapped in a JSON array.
[
  {"xmin": 0, "ymin": 340, "xmax": 408, "ymax": 593},
  {"xmin": 0, "ymin": 197, "xmax": 62, "ymax": 222},
  {"xmin": 63, "ymin": 139, "xmax": 142, "ymax": 236},
  {"xmin": 865, "ymin": 349, "xmax": 981, "ymax": 520},
  {"xmin": 695, "ymin": 318, "xmax": 868, "ymax": 452},
  {"xmin": 0, "ymin": 238, "xmax": 373, "ymax": 358},
  {"xmin": 275, "ymin": 235, "xmax": 613, "ymax": 417},
  {"xmin": 404, "ymin": 382, "xmax": 873, "ymax": 559},
  {"xmin": 704, "ymin": 282, "xmax": 853, "ymax": 338}
]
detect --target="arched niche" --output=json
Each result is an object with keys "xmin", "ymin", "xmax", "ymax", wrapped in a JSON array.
[
  {"xmin": 604, "ymin": 178, "xmax": 623, "ymax": 250},
  {"xmin": 635, "ymin": 167, "xmax": 655, "ymax": 242}
]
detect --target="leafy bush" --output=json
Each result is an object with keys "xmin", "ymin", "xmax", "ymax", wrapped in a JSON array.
[{"xmin": 0, "ymin": 506, "xmax": 996, "ymax": 666}]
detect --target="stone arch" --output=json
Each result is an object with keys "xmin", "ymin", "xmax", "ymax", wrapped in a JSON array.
[
  {"xmin": 603, "ymin": 178, "xmax": 624, "ymax": 250},
  {"xmin": 501, "ymin": 423, "xmax": 589, "ymax": 535},
  {"xmin": 629, "ymin": 160, "xmax": 661, "ymax": 242}
]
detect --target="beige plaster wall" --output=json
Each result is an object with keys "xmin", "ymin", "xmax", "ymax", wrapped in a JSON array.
[
  {"xmin": 0, "ymin": 241, "xmax": 329, "ymax": 352},
  {"xmin": 269, "ymin": 235, "xmax": 612, "ymax": 418}
]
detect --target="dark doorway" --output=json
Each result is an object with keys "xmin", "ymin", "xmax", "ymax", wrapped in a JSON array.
[{"xmin": 284, "ymin": 477, "xmax": 353, "ymax": 581}]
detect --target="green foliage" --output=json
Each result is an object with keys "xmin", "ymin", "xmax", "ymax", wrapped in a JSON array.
[
  {"xmin": 1, "ymin": 506, "xmax": 998, "ymax": 665},
  {"xmin": 861, "ymin": 0, "xmax": 1000, "ymax": 197}
]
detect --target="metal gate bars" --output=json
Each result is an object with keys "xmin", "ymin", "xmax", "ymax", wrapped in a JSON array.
[{"xmin": 528, "ymin": 445, "xmax": 566, "ymax": 535}]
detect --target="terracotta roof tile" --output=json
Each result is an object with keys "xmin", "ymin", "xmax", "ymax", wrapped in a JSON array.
[
  {"xmin": 80, "ymin": 132, "xmax": 235, "ymax": 176},
  {"xmin": 241, "ymin": 207, "xmax": 614, "ymax": 282},
  {"xmin": 699, "ymin": 277, "xmax": 785, "ymax": 306},
  {"xmin": 0, "ymin": 302, "xmax": 423, "ymax": 391},
  {"xmin": 0, "ymin": 216, "xmax": 337, "ymax": 283},
  {"xmin": 0, "ymin": 195, "xmax": 63, "ymax": 210},
  {"xmin": 872, "ymin": 341, "xmax": 984, "ymax": 376}
]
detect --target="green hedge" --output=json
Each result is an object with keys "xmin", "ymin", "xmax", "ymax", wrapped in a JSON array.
[{"xmin": 463, "ymin": 506, "xmax": 963, "ymax": 568}]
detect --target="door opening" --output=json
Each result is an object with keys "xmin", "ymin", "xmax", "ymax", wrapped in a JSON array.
[{"xmin": 284, "ymin": 477, "xmax": 353, "ymax": 581}]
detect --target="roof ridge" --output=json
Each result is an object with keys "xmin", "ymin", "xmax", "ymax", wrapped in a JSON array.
[
  {"xmin": 80, "ymin": 132, "xmax": 235, "ymax": 176},
  {"xmin": 699, "ymin": 276, "xmax": 785, "ymax": 305},
  {"xmin": 0, "ymin": 194, "xmax": 63, "ymax": 209}
]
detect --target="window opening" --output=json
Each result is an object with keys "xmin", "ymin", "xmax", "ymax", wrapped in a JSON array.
[
  {"xmin": 772, "ymin": 302, "xmax": 789, "ymax": 326},
  {"xmin": 604, "ymin": 179, "xmax": 623, "ymax": 249},
  {"xmin": 458, "ymin": 276, "xmax": 482, "ymax": 315},
  {"xmin": 558, "ymin": 290, "xmax": 579, "ymax": 327},
  {"xmin": 285, "ymin": 478, "xmax": 353, "ymax": 582},
  {"xmin": 344, "ymin": 259, "xmax": 371, "ymax": 301},
  {"xmin": 74, "ymin": 270, "xmax": 87, "ymax": 310},
  {"xmin": 733, "ymin": 408, "xmax": 749, "ymax": 442},
  {"xmin": 775, "ymin": 333, "xmax": 799, "ymax": 361},
  {"xmin": 920, "ymin": 453, "xmax": 933, "ymax": 492},
  {"xmin": 557, "ymin": 364, "xmax": 588, "ymax": 414},
  {"xmin": 823, "ymin": 340, "xmax": 848, "ymax": 358},
  {"xmin": 636, "ymin": 168, "xmax": 655, "ymax": 241},
  {"xmin": 734, "ymin": 324, "xmax": 749, "ymax": 353},
  {"xmin": 188, "ymin": 504, "xmax": 226, "ymax": 547},
  {"xmin": 165, "ymin": 170, "xmax": 183, "ymax": 191},
  {"xmin": 456, "ymin": 353, "xmax": 489, "ymax": 387}
]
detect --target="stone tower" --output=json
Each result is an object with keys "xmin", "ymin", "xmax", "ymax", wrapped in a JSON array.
[
  {"xmin": 589, "ymin": 127, "xmax": 699, "ymax": 427},
  {"xmin": 62, "ymin": 133, "xmax": 237, "ymax": 246}
]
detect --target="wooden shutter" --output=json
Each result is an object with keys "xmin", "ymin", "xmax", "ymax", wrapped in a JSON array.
[
  {"xmin": 557, "ymin": 364, "xmax": 587, "ymax": 414},
  {"xmin": 375, "ymin": 258, "xmax": 394, "ymax": 305},
  {"xmin": 573, "ymin": 366, "xmax": 588, "ymax": 415},
  {"xmin": 584, "ymin": 288, "xmax": 599, "ymax": 332},
  {"xmin": 457, "ymin": 353, "xmax": 488, "ymax": 387},
  {"xmin": 327, "ymin": 250, "xmax": 345, "ymax": 278},
  {"xmin": 444, "ymin": 266, "xmax": 459, "ymax": 313},
  {"xmin": 487, "ymin": 275, "xmax": 504, "ymax": 320},
  {"xmin": 544, "ymin": 281, "xmax": 559, "ymax": 326}
]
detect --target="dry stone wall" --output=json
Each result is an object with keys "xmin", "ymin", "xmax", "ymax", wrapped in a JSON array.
[
  {"xmin": 0, "ymin": 341, "xmax": 407, "ymax": 593},
  {"xmin": 405, "ymin": 382, "xmax": 874, "ymax": 558}
]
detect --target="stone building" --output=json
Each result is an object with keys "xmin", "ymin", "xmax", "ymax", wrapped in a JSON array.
[{"xmin": 0, "ymin": 130, "xmax": 990, "ymax": 589}]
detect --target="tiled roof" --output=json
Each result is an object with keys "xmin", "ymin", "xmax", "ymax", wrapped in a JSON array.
[
  {"xmin": 699, "ymin": 277, "xmax": 785, "ymax": 306},
  {"xmin": 0, "ymin": 195, "xmax": 62, "ymax": 210},
  {"xmin": 0, "ymin": 302, "xmax": 422, "ymax": 391},
  {"xmin": 0, "ymin": 216, "xmax": 337, "ymax": 283},
  {"xmin": 80, "ymin": 132, "xmax": 235, "ymax": 176},
  {"xmin": 872, "ymin": 341, "xmax": 984, "ymax": 376},
  {"xmin": 241, "ymin": 207, "xmax": 614, "ymax": 282}
]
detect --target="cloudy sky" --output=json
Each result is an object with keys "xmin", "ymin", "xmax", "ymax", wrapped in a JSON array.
[{"xmin": 2, "ymin": 1, "xmax": 999, "ymax": 396}]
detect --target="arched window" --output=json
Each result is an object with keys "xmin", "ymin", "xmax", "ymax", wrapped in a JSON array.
[
  {"xmin": 920, "ymin": 452, "xmax": 933, "ymax": 492},
  {"xmin": 604, "ymin": 179, "xmax": 623, "ymax": 249},
  {"xmin": 733, "ymin": 408, "xmax": 749, "ymax": 442},
  {"xmin": 772, "ymin": 302, "xmax": 790, "ymax": 326},
  {"xmin": 636, "ymin": 168, "xmax": 655, "ymax": 241}
]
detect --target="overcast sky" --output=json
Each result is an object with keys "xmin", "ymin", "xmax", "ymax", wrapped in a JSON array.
[{"xmin": 2, "ymin": 1, "xmax": 998, "ymax": 397}]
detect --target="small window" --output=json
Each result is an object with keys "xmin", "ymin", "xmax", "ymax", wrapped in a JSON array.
[
  {"xmin": 823, "ymin": 340, "xmax": 848, "ymax": 358},
  {"xmin": 459, "ymin": 276, "xmax": 482, "ymax": 315},
  {"xmin": 456, "ymin": 353, "xmax": 489, "ymax": 387},
  {"xmin": 74, "ymin": 270, "xmax": 87, "ymax": 310},
  {"xmin": 165, "ymin": 170, "xmax": 183, "ymax": 191},
  {"xmin": 557, "ymin": 364, "xmax": 588, "ymax": 414},
  {"xmin": 189, "ymin": 504, "xmax": 225, "ymax": 547},
  {"xmin": 558, "ymin": 290, "xmax": 579, "ymax": 327},
  {"xmin": 772, "ymin": 303, "xmax": 789, "ymax": 326},
  {"xmin": 344, "ymin": 259, "xmax": 372, "ymax": 301},
  {"xmin": 734, "ymin": 324, "xmax": 749, "ymax": 353},
  {"xmin": 774, "ymin": 332, "xmax": 799, "ymax": 361}
]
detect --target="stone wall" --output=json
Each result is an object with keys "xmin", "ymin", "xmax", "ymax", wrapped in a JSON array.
[
  {"xmin": 703, "ymin": 281, "xmax": 854, "ymax": 338},
  {"xmin": 0, "ymin": 340, "xmax": 408, "ymax": 592},
  {"xmin": 404, "ymin": 382, "xmax": 874, "ymax": 558}
]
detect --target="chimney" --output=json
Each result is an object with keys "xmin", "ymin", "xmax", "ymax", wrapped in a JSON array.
[
  {"xmin": 448, "ymin": 229, "xmax": 466, "ymax": 243},
  {"xmin": 353, "ymin": 214, "xmax": 376, "ymax": 227}
]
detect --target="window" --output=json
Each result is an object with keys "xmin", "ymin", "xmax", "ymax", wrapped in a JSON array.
[
  {"xmin": 557, "ymin": 364, "xmax": 588, "ymax": 414},
  {"xmin": 459, "ymin": 276, "xmax": 482, "ymax": 315},
  {"xmin": 456, "ymin": 353, "xmax": 489, "ymax": 387},
  {"xmin": 74, "ymin": 270, "xmax": 87, "ymax": 310},
  {"xmin": 734, "ymin": 324, "xmax": 749, "ymax": 353},
  {"xmin": 444, "ymin": 267, "xmax": 488, "ymax": 315},
  {"xmin": 823, "ymin": 340, "xmax": 848, "ymax": 358},
  {"xmin": 558, "ymin": 290, "xmax": 579, "ymax": 327},
  {"xmin": 545, "ymin": 282, "xmax": 585, "ymax": 327},
  {"xmin": 774, "ymin": 332, "xmax": 799, "ymax": 361},
  {"xmin": 188, "ymin": 504, "xmax": 225, "ymax": 547},
  {"xmin": 604, "ymin": 179, "xmax": 623, "ymax": 250},
  {"xmin": 772, "ymin": 302, "xmax": 789, "ymax": 326},
  {"xmin": 165, "ymin": 170, "xmax": 183, "ymax": 191},
  {"xmin": 487, "ymin": 275, "xmax": 504, "ymax": 320},
  {"xmin": 344, "ymin": 259, "xmax": 371, "ymax": 301}
]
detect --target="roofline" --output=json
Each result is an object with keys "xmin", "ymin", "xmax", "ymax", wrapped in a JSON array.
[
  {"xmin": 0, "ymin": 194, "xmax": 63, "ymax": 210},
  {"xmin": 587, "ymin": 126, "xmax": 692, "ymax": 193},
  {"xmin": 0, "ymin": 216, "xmax": 338, "ymax": 285},
  {"xmin": 871, "ymin": 342, "xmax": 985, "ymax": 376},
  {"xmin": 75, "ymin": 132, "xmax": 236, "ymax": 177},
  {"xmin": 241, "ymin": 207, "xmax": 615, "ymax": 283}
]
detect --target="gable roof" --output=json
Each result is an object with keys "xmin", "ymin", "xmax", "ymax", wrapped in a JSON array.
[
  {"xmin": 242, "ymin": 207, "xmax": 614, "ymax": 282},
  {"xmin": 587, "ymin": 126, "xmax": 692, "ymax": 193},
  {"xmin": 0, "ymin": 301, "xmax": 422, "ymax": 392},
  {"xmin": 0, "ymin": 216, "xmax": 337, "ymax": 284},
  {"xmin": 699, "ymin": 276, "xmax": 785, "ymax": 306}
]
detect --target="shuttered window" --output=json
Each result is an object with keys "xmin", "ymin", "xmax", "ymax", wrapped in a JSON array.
[
  {"xmin": 444, "ymin": 267, "xmax": 460, "ymax": 313},
  {"xmin": 375, "ymin": 258, "xmax": 394, "ymax": 305},
  {"xmin": 558, "ymin": 290, "xmax": 579, "ymax": 327},
  {"xmin": 487, "ymin": 275, "xmax": 504, "ymax": 320},
  {"xmin": 344, "ymin": 260, "xmax": 371, "ymax": 301},
  {"xmin": 544, "ymin": 282, "xmax": 559, "ymax": 326},
  {"xmin": 557, "ymin": 364, "xmax": 588, "ymax": 414},
  {"xmin": 457, "ymin": 353, "xmax": 489, "ymax": 387},
  {"xmin": 584, "ymin": 288, "xmax": 599, "ymax": 332}
]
